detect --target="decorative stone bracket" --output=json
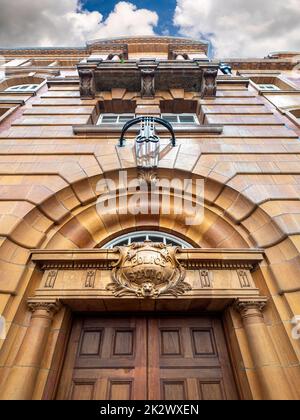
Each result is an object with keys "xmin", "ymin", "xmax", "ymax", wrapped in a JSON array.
[
  {"xmin": 201, "ymin": 69, "xmax": 218, "ymax": 98},
  {"xmin": 138, "ymin": 59, "xmax": 159, "ymax": 98}
]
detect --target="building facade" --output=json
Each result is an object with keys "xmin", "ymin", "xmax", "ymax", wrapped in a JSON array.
[{"xmin": 0, "ymin": 36, "xmax": 299, "ymax": 400}]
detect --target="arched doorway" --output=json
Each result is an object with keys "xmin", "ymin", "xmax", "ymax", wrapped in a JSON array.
[{"xmin": 0, "ymin": 169, "xmax": 297, "ymax": 400}]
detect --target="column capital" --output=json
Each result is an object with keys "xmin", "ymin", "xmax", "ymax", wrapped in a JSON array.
[
  {"xmin": 234, "ymin": 298, "xmax": 268, "ymax": 317},
  {"xmin": 27, "ymin": 299, "xmax": 61, "ymax": 316}
]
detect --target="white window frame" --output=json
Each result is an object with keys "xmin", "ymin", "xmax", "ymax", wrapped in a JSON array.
[
  {"xmin": 161, "ymin": 113, "xmax": 199, "ymax": 124},
  {"xmin": 257, "ymin": 84, "xmax": 280, "ymax": 91},
  {"xmin": 102, "ymin": 231, "xmax": 192, "ymax": 249},
  {"xmin": 5, "ymin": 84, "xmax": 40, "ymax": 93},
  {"xmin": 97, "ymin": 113, "xmax": 135, "ymax": 125}
]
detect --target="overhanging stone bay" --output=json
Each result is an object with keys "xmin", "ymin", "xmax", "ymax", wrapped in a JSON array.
[{"xmin": 78, "ymin": 59, "xmax": 219, "ymax": 99}]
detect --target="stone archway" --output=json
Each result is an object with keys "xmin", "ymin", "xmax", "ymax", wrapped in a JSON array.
[{"xmin": 0, "ymin": 168, "xmax": 299, "ymax": 400}]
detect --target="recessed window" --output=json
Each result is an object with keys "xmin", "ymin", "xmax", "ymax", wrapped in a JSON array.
[
  {"xmin": 257, "ymin": 84, "xmax": 280, "ymax": 91},
  {"xmin": 5, "ymin": 84, "xmax": 40, "ymax": 93},
  {"xmin": 97, "ymin": 114, "xmax": 135, "ymax": 125},
  {"xmin": 162, "ymin": 114, "xmax": 199, "ymax": 124},
  {"xmin": 102, "ymin": 231, "xmax": 192, "ymax": 249}
]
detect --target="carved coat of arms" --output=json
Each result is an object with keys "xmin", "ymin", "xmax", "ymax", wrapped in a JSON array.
[{"xmin": 107, "ymin": 242, "xmax": 191, "ymax": 298}]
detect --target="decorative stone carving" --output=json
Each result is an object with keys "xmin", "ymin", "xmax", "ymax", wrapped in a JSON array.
[
  {"xmin": 78, "ymin": 69, "xmax": 95, "ymax": 98},
  {"xmin": 107, "ymin": 242, "xmax": 191, "ymax": 298},
  {"xmin": 201, "ymin": 69, "xmax": 218, "ymax": 98},
  {"xmin": 141, "ymin": 68, "xmax": 155, "ymax": 98},
  {"xmin": 237, "ymin": 270, "xmax": 251, "ymax": 288},
  {"xmin": 44, "ymin": 270, "xmax": 58, "ymax": 288},
  {"xmin": 85, "ymin": 270, "xmax": 96, "ymax": 288},
  {"xmin": 200, "ymin": 270, "xmax": 212, "ymax": 288},
  {"xmin": 138, "ymin": 168, "xmax": 158, "ymax": 185},
  {"xmin": 234, "ymin": 299, "xmax": 267, "ymax": 318},
  {"xmin": 28, "ymin": 300, "xmax": 61, "ymax": 315}
]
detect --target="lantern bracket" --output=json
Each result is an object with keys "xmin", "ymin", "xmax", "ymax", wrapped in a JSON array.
[{"xmin": 118, "ymin": 116, "xmax": 176, "ymax": 148}]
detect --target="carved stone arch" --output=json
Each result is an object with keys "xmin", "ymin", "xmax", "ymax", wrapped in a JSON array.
[
  {"xmin": 41, "ymin": 191, "xmax": 251, "ymax": 250},
  {"xmin": 1, "ymin": 168, "xmax": 300, "ymax": 296},
  {"xmin": 1, "ymin": 167, "xmax": 300, "ymax": 402}
]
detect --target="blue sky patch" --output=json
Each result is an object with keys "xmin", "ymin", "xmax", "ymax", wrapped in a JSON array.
[{"xmin": 83, "ymin": 0, "xmax": 178, "ymax": 36}]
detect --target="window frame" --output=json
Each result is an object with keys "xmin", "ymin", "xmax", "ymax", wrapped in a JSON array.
[
  {"xmin": 257, "ymin": 84, "xmax": 281, "ymax": 92},
  {"xmin": 161, "ymin": 113, "xmax": 200, "ymax": 125},
  {"xmin": 5, "ymin": 84, "xmax": 41, "ymax": 93},
  {"xmin": 97, "ymin": 113, "xmax": 136, "ymax": 125},
  {"xmin": 102, "ymin": 231, "xmax": 192, "ymax": 249}
]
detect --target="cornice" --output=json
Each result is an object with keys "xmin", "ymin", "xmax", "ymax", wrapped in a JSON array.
[
  {"xmin": 72, "ymin": 124, "xmax": 223, "ymax": 136},
  {"xmin": 31, "ymin": 248, "xmax": 264, "ymax": 271}
]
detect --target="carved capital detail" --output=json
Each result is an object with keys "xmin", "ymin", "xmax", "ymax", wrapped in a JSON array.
[
  {"xmin": 28, "ymin": 300, "xmax": 61, "ymax": 316},
  {"xmin": 201, "ymin": 68, "xmax": 218, "ymax": 98},
  {"xmin": 234, "ymin": 298, "xmax": 267, "ymax": 317},
  {"xmin": 78, "ymin": 69, "xmax": 95, "ymax": 98},
  {"xmin": 107, "ymin": 242, "xmax": 191, "ymax": 298}
]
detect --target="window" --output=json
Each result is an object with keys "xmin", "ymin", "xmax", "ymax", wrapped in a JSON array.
[
  {"xmin": 96, "ymin": 113, "xmax": 200, "ymax": 126},
  {"xmin": 161, "ymin": 114, "xmax": 199, "ymax": 124},
  {"xmin": 257, "ymin": 84, "xmax": 280, "ymax": 91},
  {"xmin": 102, "ymin": 231, "xmax": 192, "ymax": 249},
  {"xmin": 97, "ymin": 114, "xmax": 135, "ymax": 125},
  {"xmin": 5, "ymin": 84, "xmax": 40, "ymax": 93}
]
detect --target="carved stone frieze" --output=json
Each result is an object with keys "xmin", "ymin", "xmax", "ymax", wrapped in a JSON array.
[
  {"xmin": 85, "ymin": 270, "xmax": 96, "ymax": 288},
  {"xmin": 44, "ymin": 270, "xmax": 58, "ymax": 288},
  {"xmin": 107, "ymin": 242, "xmax": 191, "ymax": 298},
  {"xmin": 200, "ymin": 270, "xmax": 213, "ymax": 288},
  {"xmin": 237, "ymin": 270, "xmax": 251, "ymax": 288}
]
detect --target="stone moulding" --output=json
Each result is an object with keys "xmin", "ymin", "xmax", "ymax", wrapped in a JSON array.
[
  {"xmin": 29, "ymin": 248, "xmax": 264, "ymax": 307},
  {"xmin": 31, "ymin": 248, "xmax": 264, "ymax": 271},
  {"xmin": 72, "ymin": 124, "xmax": 224, "ymax": 136}
]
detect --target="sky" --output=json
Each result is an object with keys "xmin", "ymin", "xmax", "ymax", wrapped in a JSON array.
[{"xmin": 0, "ymin": 0, "xmax": 299, "ymax": 58}]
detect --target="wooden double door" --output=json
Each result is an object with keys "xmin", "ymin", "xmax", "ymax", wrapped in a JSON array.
[{"xmin": 56, "ymin": 314, "xmax": 238, "ymax": 400}]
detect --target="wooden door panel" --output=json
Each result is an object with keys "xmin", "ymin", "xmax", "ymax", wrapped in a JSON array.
[
  {"xmin": 56, "ymin": 316, "xmax": 147, "ymax": 400},
  {"xmin": 57, "ymin": 314, "xmax": 238, "ymax": 401},
  {"xmin": 148, "ymin": 316, "xmax": 238, "ymax": 400}
]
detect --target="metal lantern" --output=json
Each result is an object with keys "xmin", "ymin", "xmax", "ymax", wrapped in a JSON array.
[{"xmin": 119, "ymin": 116, "xmax": 176, "ymax": 169}]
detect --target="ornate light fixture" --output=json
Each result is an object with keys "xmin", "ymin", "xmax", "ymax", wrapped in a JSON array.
[{"xmin": 119, "ymin": 116, "xmax": 176, "ymax": 169}]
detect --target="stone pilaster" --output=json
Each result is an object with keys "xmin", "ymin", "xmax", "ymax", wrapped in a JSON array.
[
  {"xmin": 235, "ymin": 298, "xmax": 294, "ymax": 400},
  {"xmin": 0, "ymin": 300, "xmax": 60, "ymax": 400}
]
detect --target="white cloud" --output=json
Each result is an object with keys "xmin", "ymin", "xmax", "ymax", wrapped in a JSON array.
[
  {"xmin": 0, "ymin": 1, "xmax": 158, "ymax": 47},
  {"xmin": 174, "ymin": 0, "xmax": 300, "ymax": 57}
]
